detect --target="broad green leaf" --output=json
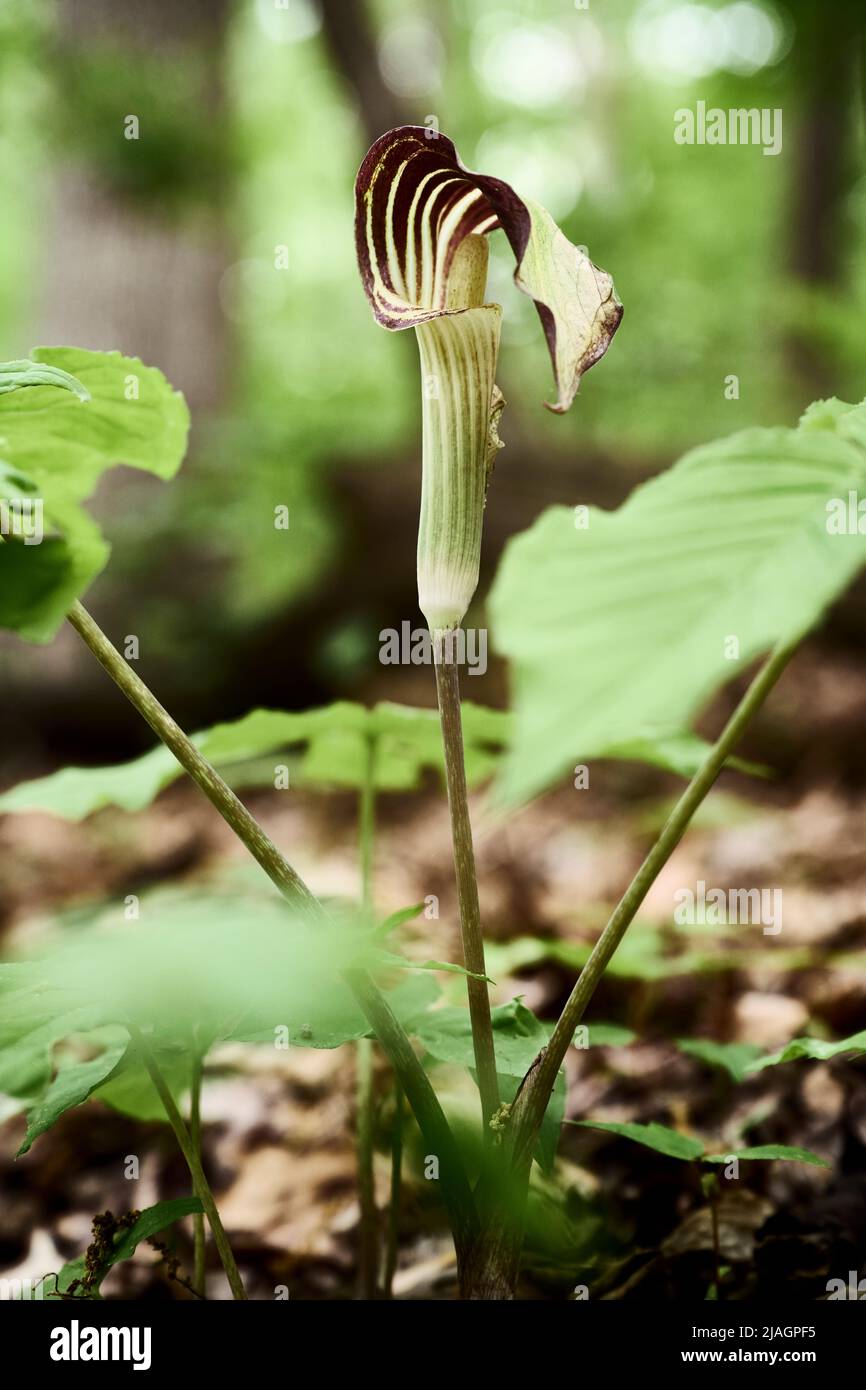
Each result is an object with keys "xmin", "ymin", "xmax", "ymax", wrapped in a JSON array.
[
  {"xmin": 570, "ymin": 1120, "xmax": 705, "ymax": 1161},
  {"xmin": 0, "ymin": 701, "xmax": 509, "ymax": 817},
  {"xmin": 0, "ymin": 697, "xmax": 735, "ymax": 822},
  {"xmin": 704, "ymin": 1144, "xmax": 829, "ymax": 1168},
  {"xmin": 490, "ymin": 409, "xmax": 866, "ymax": 803},
  {"xmin": 0, "ymin": 742, "xmax": 181, "ymax": 818},
  {"xmin": 0, "ymin": 1003, "xmax": 117, "ymax": 1100},
  {"xmin": 229, "ymin": 968, "xmax": 440, "ymax": 1050},
  {"xmin": 18, "ymin": 1036, "xmax": 128, "ymax": 1154},
  {"xmin": 745, "ymin": 1028, "xmax": 866, "ymax": 1073},
  {"xmin": 1, "ymin": 890, "xmax": 377, "ymax": 1053},
  {"xmin": 677, "ymin": 1038, "xmax": 765, "ymax": 1083},
  {"xmin": 0, "ymin": 347, "xmax": 189, "ymax": 641}
]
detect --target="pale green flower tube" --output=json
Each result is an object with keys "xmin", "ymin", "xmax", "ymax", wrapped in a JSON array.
[{"xmin": 416, "ymin": 288, "xmax": 503, "ymax": 629}]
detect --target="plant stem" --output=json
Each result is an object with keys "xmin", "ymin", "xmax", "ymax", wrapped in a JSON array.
[
  {"xmin": 67, "ymin": 601, "xmax": 477, "ymax": 1266},
  {"xmin": 356, "ymin": 734, "xmax": 379, "ymax": 1298},
  {"xmin": 67, "ymin": 601, "xmax": 321, "ymax": 921},
  {"xmin": 345, "ymin": 968, "xmax": 477, "ymax": 1269},
  {"xmin": 433, "ymin": 641, "xmax": 499, "ymax": 1126},
  {"xmin": 129, "ymin": 1026, "xmax": 247, "ymax": 1300},
  {"xmin": 509, "ymin": 640, "xmax": 800, "ymax": 1169},
  {"xmin": 710, "ymin": 1190, "xmax": 722, "ymax": 1296},
  {"xmin": 189, "ymin": 1051, "xmax": 206, "ymax": 1297},
  {"xmin": 383, "ymin": 1083, "xmax": 404, "ymax": 1298}
]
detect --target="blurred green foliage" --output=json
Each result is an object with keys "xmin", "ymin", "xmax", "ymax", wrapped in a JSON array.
[{"xmin": 0, "ymin": 0, "xmax": 862, "ymax": 648}]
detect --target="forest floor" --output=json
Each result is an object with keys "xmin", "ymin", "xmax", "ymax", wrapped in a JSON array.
[{"xmin": 1, "ymin": 641, "xmax": 866, "ymax": 1300}]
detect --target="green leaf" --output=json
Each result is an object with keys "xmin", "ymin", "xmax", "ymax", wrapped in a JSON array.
[
  {"xmin": 490, "ymin": 410, "xmax": 866, "ymax": 803},
  {"xmin": 416, "ymin": 997, "xmax": 563, "ymax": 1166},
  {"xmin": 0, "ymin": 700, "xmax": 509, "ymax": 818},
  {"xmin": 38, "ymin": 1198, "xmax": 203, "ymax": 1299},
  {"xmin": 110, "ymin": 1197, "xmax": 204, "ymax": 1263},
  {"xmin": 0, "ymin": 347, "xmax": 189, "ymax": 641},
  {"xmin": 1, "ymin": 889, "xmax": 377, "ymax": 1055},
  {"xmin": 584, "ymin": 1022, "xmax": 637, "ymax": 1047},
  {"xmin": 677, "ymin": 1038, "xmax": 765, "ymax": 1083},
  {"xmin": 94, "ymin": 1046, "xmax": 190, "ymax": 1122},
  {"xmin": 704, "ymin": 1145, "xmax": 829, "ymax": 1168},
  {"xmin": 0, "ymin": 1002, "xmax": 117, "ymax": 1099},
  {"xmin": 572, "ymin": 1123, "xmax": 830, "ymax": 1170},
  {"xmin": 0, "ymin": 742, "xmax": 181, "ymax": 818},
  {"xmin": 745, "ymin": 1028, "xmax": 866, "ymax": 1073},
  {"xmin": 375, "ymin": 902, "xmax": 426, "ymax": 936},
  {"xmin": 0, "ymin": 359, "xmax": 90, "ymax": 400},
  {"xmin": 0, "ymin": 696, "xmax": 737, "ymax": 822},
  {"xmin": 18, "ymin": 1035, "xmax": 129, "ymax": 1154},
  {"xmin": 417, "ymin": 998, "xmax": 547, "ymax": 1077},
  {"xmin": 232, "ymin": 968, "xmax": 440, "ymax": 1050},
  {"xmin": 570, "ymin": 1120, "xmax": 705, "ymax": 1161},
  {"xmin": 376, "ymin": 951, "xmax": 493, "ymax": 983}
]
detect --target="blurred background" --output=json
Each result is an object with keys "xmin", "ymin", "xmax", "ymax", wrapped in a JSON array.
[
  {"xmin": 0, "ymin": 0, "xmax": 864, "ymax": 774},
  {"xmin": 1, "ymin": 0, "xmax": 866, "ymax": 1301}
]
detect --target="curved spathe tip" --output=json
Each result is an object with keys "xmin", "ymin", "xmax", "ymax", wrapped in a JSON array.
[{"xmin": 354, "ymin": 125, "xmax": 622, "ymax": 412}]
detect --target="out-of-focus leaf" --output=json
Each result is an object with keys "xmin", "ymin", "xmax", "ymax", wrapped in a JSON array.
[
  {"xmin": 745, "ymin": 1029, "xmax": 866, "ymax": 1073},
  {"xmin": 0, "ymin": 347, "xmax": 189, "ymax": 641},
  {"xmin": 18, "ymin": 1034, "xmax": 129, "ymax": 1154},
  {"xmin": 582, "ymin": 1022, "xmax": 637, "ymax": 1047},
  {"xmin": 490, "ymin": 409, "xmax": 866, "ymax": 804},
  {"xmin": 570, "ymin": 1120, "xmax": 705, "ymax": 1161},
  {"xmin": 0, "ymin": 698, "xmax": 758, "ymax": 821},
  {"xmin": 229, "ymin": 968, "xmax": 440, "ymax": 1050},
  {"xmin": 374, "ymin": 902, "xmax": 426, "ymax": 937},
  {"xmin": 704, "ymin": 1144, "xmax": 829, "ymax": 1168},
  {"xmin": 0, "ymin": 701, "xmax": 509, "ymax": 817},
  {"xmin": 677, "ymin": 1038, "xmax": 765, "ymax": 1083},
  {"xmin": 573, "ymin": 1123, "xmax": 830, "ymax": 1169},
  {"xmin": 0, "ymin": 359, "xmax": 90, "ymax": 399},
  {"xmin": 1, "ymin": 891, "xmax": 375, "ymax": 1054},
  {"xmin": 0, "ymin": 1003, "xmax": 112, "ymax": 1100}
]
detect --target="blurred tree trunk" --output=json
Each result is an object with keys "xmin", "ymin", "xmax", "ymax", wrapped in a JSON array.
[
  {"xmin": 786, "ymin": 0, "xmax": 864, "ymax": 392},
  {"xmin": 316, "ymin": 0, "xmax": 408, "ymax": 143},
  {"xmin": 31, "ymin": 0, "xmax": 233, "ymax": 415},
  {"xmin": 1, "ymin": 0, "xmax": 235, "ymax": 767}
]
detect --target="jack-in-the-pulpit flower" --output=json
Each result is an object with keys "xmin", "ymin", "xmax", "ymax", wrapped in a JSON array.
[{"xmin": 355, "ymin": 126, "xmax": 622, "ymax": 632}]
